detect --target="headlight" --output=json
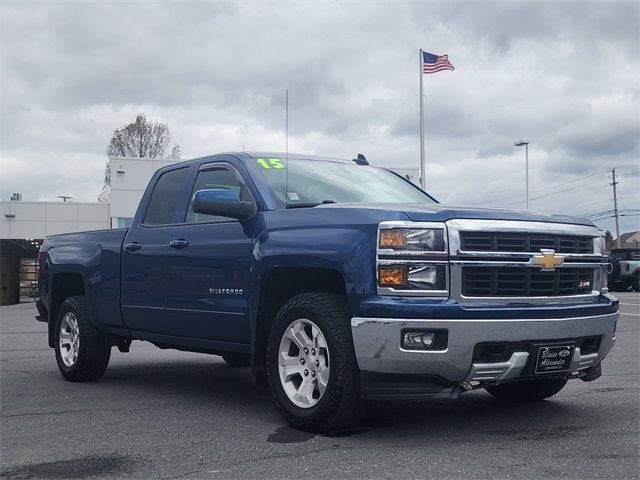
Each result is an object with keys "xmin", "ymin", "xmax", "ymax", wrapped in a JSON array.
[
  {"xmin": 378, "ymin": 264, "xmax": 446, "ymax": 290},
  {"xmin": 377, "ymin": 222, "xmax": 449, "ymax": 296},
  {"xmin": 379, "ymin": 228, "xmax": 445, "ymax": 252}
]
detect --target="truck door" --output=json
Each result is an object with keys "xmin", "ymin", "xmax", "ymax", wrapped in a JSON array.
[
  {"xmin": 161, "ymin": 161, "xmax": 255, "ymax": 343},
  {"xmin": 121, "ymin": 166, "xmax": 190, "ymax": 332}
]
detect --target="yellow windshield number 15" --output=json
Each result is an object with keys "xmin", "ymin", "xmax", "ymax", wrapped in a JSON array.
[{"xmin": 256, "ymin": 158, "xmax": 285, "ymax": 169}]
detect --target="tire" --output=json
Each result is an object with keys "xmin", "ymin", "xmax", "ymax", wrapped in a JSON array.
[
  {"xmin": 633, "ymin": 274, "xmax": 639, "ymax": 293},
  {"xmin": 266, "ymin": 293, "xmax": 362, "ymax": 432},
  {"xmin": 609, "ymin": 259, "xmax": 621, "ymax": 277},
  {"xmin": 54, "ymin": 296, "xmax": 111, "ymax": 382},
  {"xmin": 221, "ymin": 352, "xmax": 250, "ymax": 367},
  {"xmin": 485, "ymin": 378, "xmax": 568, "ymax": 402}
]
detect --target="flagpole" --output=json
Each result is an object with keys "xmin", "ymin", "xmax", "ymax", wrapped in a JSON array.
[{"xmin": 419, "ymin": 49, "xmax": 425, "ymax": 190}]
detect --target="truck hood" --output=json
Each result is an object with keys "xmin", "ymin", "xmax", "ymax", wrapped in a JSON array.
[{"xmin": 317, "ymin": 203, "xmax": 595, "ymax": 227}]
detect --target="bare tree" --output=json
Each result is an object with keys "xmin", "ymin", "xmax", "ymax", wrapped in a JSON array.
[{"xmin": 98, "ymin": 114, "xmax": 180, "ymax": 202}]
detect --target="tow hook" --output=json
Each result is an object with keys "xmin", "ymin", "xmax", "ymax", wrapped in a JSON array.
[{"xmin": 460, "ymin": 381, "xmax": 476, "ymax": 391}]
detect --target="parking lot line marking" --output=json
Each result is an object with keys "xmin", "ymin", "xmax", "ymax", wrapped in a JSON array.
[{"xmin": 620, "ymin": 312, "xmax": 640, "ymax": 316}]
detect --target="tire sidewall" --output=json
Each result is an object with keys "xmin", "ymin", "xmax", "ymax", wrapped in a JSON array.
[
  {"xmin": 54, "ymin": 296, "xmax": 108, "ymax": 380},
  {"xmin": 55, "ymin": 299, "xmax": 86, "ymax": 377},
  {"xmin": 610, "ymin": 259, "xmax": 621, "ymax": 277},
  {"xmin": 267, "ymin": 301, "xmax": 343, "ymax": 421}
]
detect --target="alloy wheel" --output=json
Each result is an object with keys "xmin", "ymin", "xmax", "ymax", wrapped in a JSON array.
[{"xmin": 278, "ymin": 318, "xmax": 330, "ymax": 408}]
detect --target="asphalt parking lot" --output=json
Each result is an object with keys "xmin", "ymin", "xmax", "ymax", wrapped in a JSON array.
[{"xmin": 1, "ymin": 293, "xmax": 638, "ymax": 480}]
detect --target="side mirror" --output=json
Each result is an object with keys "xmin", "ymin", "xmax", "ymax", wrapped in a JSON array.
[{"xmin": 192, "ymin": 189, "xmax": 256, "ymax": 221}]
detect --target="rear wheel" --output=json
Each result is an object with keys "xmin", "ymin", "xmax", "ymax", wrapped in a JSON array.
[
  {"xmin": 266, "ymin": 293, "xmax": 362, "ymax": 432},
  {"xmin": 54, "ymin": 296, "xmax": 111, "ymax": 382},
  {"xmin": 485, "ymin": 378, "xmax": 568, "ymax": 402},
  {"xmin": 633, "ymin": 274, "xmax": 639, "ymax": 292}
]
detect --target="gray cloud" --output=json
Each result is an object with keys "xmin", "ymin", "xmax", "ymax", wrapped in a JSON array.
[{"xmin": 1, "ymin": 0, "xmax": 638, "ymax": 234}]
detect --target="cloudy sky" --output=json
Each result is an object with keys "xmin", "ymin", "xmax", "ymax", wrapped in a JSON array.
[{"xmin": 1, "ymin": 0, "xmax": 639, "ymax": 234}]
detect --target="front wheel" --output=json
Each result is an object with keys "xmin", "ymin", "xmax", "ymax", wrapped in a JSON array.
[
  {"xmin": 485, "ymin": 378, "xmax": 568, "ymax": 402},
  {"xmin": 54, "ymin": 296, "xmax": 111, "ymax": 382},
  {"xmin": 266, "ymin": 293, "xmax": 362, "ymax": 432}
]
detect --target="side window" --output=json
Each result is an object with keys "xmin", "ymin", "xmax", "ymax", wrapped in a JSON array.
[
  {"xmin": 143, "ymin": 168, "xmax": 188, "ymax": 226},
  {"xmin": 186, "ymin": 167, "xmax": 247, "ymax": 224}
]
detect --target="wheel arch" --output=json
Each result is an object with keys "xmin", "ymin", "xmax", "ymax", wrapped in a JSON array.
[
  {"xmin": 250, "ymin": 266, "xmax": 350, "ymax": 386},
  {"xmin": 48, "ymin": 272, "xmax": 87, "ymax": 348}
]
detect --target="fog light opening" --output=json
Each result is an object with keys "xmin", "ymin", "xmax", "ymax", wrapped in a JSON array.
[{"xmin": 401, "ymin": 330, "xmax": 447, "ymax": 351}]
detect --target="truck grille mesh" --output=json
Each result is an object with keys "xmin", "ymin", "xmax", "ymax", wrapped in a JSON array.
[
  {"xmin": 461, "ymin": 267, "xmax": 594, "ymax": 297},
  {"xmin": 460, "ymin": 232, "xmax": 594, "ymax": 254}
]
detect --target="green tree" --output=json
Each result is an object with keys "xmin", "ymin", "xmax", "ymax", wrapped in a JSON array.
[{"xmin": 604, "ymin": 230, "xmax": 615, "ymax": 251}]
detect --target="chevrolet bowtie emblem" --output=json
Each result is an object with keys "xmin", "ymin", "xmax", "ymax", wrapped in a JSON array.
[{"xmin": 530, "ymin": 249, "xmax": 565, "ymax": 271}]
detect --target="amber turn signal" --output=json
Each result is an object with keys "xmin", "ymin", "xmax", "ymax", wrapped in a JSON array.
[
  {"xmin": 378, "ymin": 266, "xmax": 407, "ymax": 287},
  {"xmin": 379, "ymin": 230, "xmax": 407, "ymax": 248}
]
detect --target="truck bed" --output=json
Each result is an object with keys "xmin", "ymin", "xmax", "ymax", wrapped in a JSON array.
[{"xmin": 40, "ymin": 228, "xmax": 128, "ymax": 333}]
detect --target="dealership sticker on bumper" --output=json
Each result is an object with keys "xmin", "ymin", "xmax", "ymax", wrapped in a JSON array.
[{"xmin": 535, "ymin": 346, "xmax": 574, "ymax": 374}]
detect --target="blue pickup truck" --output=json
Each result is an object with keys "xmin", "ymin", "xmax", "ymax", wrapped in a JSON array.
[{"xmin": 36, "ymin": 152, "xmax": 618, "ymax": 431}]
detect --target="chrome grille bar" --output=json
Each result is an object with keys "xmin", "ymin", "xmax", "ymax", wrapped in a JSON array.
[{"xmin": 446, "ymin": 219, "xmax": 605, "ymax": 305}]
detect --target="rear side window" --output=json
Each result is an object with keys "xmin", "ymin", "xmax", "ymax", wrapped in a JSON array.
[{"xmin": 143, "ymin": 168, "xmax": 188, "ymax": 225}]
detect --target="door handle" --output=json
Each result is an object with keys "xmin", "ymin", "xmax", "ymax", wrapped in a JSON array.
[
  {"xmin": 123, "ymin": 242, "xmax": 141, "ymax": 252},
  {"xmin": 169, "ymin": 239, "xmax": 189, "ymax": 249}
]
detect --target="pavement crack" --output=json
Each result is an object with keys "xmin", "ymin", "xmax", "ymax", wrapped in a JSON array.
[{"xmin": 2, "ymin": 407, "xmax": 124, "ymax": 418}]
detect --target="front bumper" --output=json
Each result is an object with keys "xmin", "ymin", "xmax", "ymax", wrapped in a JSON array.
[{"xmin": 351, "ymin": 312, "xmax": 618, "ymax": 386}]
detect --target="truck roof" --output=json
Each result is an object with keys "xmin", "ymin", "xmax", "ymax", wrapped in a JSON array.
[
  {"xmin": 241, "ymin": 152, "xmax": 353, "ymax": 164},
  {"xmin": 187, "ymin": 151, "xmax": 356, "ymax": 166}
]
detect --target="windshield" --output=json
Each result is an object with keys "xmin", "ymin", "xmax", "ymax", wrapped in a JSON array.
[{"xmin": 253, "ymin": 157, "xmax": 436, "ymax": 208}]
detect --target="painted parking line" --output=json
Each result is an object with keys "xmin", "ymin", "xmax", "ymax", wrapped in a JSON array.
[{"xmin": 620, "ymin": 312, "xmax": 640, "ymax": 316}]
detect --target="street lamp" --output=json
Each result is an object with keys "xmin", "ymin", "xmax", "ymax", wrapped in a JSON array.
[{"xmin": 514, "ymin": 140, "xmax": 529, "ymax": 209}]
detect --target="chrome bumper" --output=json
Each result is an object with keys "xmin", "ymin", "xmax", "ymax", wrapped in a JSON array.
[{"xmin": 350, "ymin": 312, "xmax": 618, "ymax": 383}]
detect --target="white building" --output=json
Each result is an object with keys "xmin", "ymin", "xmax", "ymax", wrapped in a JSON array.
[
  {"xmin": 0, "ymin": 200, "xmax": 110, "ymax": 304},
  {"xmin": 1, "ymin": 201, "xmax": 110, "ymax": 239},
  {"xmin": 109, "ymin": 156, "xmax": 177, "ymax": 228}
]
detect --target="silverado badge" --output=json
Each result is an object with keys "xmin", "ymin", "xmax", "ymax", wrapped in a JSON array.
[{"xmin": 530, "ymin": 249, "xmax": 564, "ymax": 271}]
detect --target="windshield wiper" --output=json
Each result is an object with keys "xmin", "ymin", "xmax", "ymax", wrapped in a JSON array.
[{"xmin": 286, "ymin": 200, "xmax": 336, "ymax": 209}]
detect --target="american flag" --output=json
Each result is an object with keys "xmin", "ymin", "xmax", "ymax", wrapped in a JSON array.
[{"xmin": 423, "ymin": 51, "xmax": 455, "ymax": 74}]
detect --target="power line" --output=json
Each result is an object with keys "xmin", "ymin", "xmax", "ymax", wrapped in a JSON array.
[
  {"xmin": 528, "ymin": 179, "xmax": 607, "ymax": 201},
  {"xmin": 574, "ymin": 194, "xmax": 640, "ymax": 212},
  {"xmin": 612, "ymin": 163, "xmax": 640, "ymax": 170},
  {"xmin": 483, "ymin": 170, "xmax": 606, "ymax": 205},
  {"xmin": 482, "ymin": 163, "xmax": 640, "ymax": 206},
  {"xmin": 498, "ymin": 178, "xmax": 607, "ymax": 207}
]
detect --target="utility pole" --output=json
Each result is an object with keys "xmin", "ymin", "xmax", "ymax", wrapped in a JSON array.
[{"xmin": 610, "ymin": 168, "xmax": 621, "ymax": 248}]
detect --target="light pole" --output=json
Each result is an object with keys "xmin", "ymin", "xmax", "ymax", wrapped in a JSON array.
[{"xmin": 514, "ymin": 140, "xmax": 529, "ymax": 209}]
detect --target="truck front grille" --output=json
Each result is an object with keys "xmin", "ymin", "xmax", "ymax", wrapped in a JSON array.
[
  {"xmin": 461, "ymin": 267, "xmax": 594, "ymax": 297},
  {"xmin": 460, "ymin": 232, "xmax": 594, "ymax": 254}
]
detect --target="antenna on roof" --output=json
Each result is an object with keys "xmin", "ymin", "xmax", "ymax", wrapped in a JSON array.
[
  {"xmin": 285, "ymin": 88, "xmax": 289, "ymax": 208},
  {"xmin": 352, "ymin": 153, "xmax": 369, "ymax": 166}
]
